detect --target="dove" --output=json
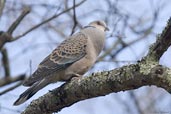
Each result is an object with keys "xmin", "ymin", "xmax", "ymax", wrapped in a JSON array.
[{"xmin": 13, "ymin": 20, "xmax": 109, "ymax": 105}]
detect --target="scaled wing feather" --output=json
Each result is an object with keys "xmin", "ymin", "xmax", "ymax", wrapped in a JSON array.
[{"xmin": 23, "ymin": 32, "xmax": 88, "ymax": 86}]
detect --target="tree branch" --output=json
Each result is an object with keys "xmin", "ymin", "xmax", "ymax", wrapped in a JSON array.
[
  {"xmin": 0, "ymin": 7, "xmax": 30, "ymax": 49},
  {"xmin": 0, "ymin": 31, "xmax": 13, "ymax": 49},
  {"xmin": 13, "ymin": 0, "xmax": 86, "ymax": 40},
  {"xmin": 70, "ymin": 0, "xmax": 78, "ymax": 35},
  {"xmin": 147, "ymin": 18, "xmax": 171, "ymax": 61},
  {"xmin": 0, "ymin": 0, "xmax": 85, "ymax": 49},
  {"xmin": 21, "ymin": 64, "xmax": 171, "ymax": 114},
  {"xmin": 0, "ymin": 0, "xmax": 6, "ymax": 18},
  {"xmin": 7, "ymin": 7, "xmax": 30, "ymax": 35},
  {"xmin": 0, "ymin": 81, "xmax": 22, "ymax": 95},
  {"xmin": 21, "ymin": 17, "xmax": 171, "ymax": 114},
  {"xmin": 1, "ymin": 48, "xmax": 10, "ymax": 77},
  {"xmin": 0, "ymin": 74, "xmax": 25, "ymax": 87}
]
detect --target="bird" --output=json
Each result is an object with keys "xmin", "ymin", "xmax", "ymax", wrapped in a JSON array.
[{"xmin": 13, "ymin": 20, "xmax": 109, "ymax": 106}]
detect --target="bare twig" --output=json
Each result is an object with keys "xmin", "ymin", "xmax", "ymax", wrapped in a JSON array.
[
  {"xmin": 70, "ymin": 0, "xmax": 78, "ymax": 35},
  {"xmin": 47, "ymin": 23, "xmax": 67, "ymax": 38},
  {"xmin": 13, "ymin": 0, "xmax": 86, "ymax": 40},
  {"xmin": 129, "ymin": 5, "xmax": 158, "ymax": 35},
  {"xmin": 0, "ymin": 74, "xmax": 25, "ymax": 87},
  {"xmin": 7, "ymin": 7, "xmax": 30, "ymax": 35},
  {"xmin": 0, "ymin": 7, "xmax": 30, "ymax": 49},
  {"xmin": 0, "ymin": 0, "xmax": 6, "ymax": 18},
  {"xmin": 111, "ymin": 28, "xmax": 152, "ymax": 58},
  {"xmin": 98, "ymin": 30, "xmax": 151, "ymax": 62},
  {"xmin": 1, "ymin": 48, "xmax": 10, "ymax": 77},
  {"xmin": 129, "ymin": 91, "xmax": 144, "ymax": 114},
  {"xmin": 0, "ymin": 81, "xmax": 22, "ymax": 96}
]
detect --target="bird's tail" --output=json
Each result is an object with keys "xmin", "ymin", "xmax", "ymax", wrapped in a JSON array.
[{"xmin": 13, "ymin": 79, "xmax": 48, "ymax": 106}]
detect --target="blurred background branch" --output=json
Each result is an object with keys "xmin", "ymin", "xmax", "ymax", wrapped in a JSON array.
[
  {"xmin": 1, "ymin": 48, "xmax": 10, "ymax": 77},
  {"xmin": 0, "ymin": 0, "xmax": 6, "ymax": 18},
  {"xmin": 7, "ymin": 7, "xmax": 30, "ymax": 35},
  {"xmin": 13, "ymin": 0, "xmax": 86, "ymax": 40},
  {"xmin": 0, "ymin": 74, "xmax": 25, "ymax": 87}
]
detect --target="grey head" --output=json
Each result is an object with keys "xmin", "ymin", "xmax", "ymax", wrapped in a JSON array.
[{"xmin": 88, "ymin": 20, "xmax": 109, "ymax": 32}]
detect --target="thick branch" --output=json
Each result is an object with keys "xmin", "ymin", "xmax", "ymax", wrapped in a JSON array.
[
  {"xmin": 21, "ymin": 64, "xmax": 171, "ymax": 114},
  {"xmin": 147, "ymin": 18, "xmax": 171, "ymax": 61}
]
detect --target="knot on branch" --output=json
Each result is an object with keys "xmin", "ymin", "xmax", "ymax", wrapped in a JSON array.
[
  {"xmin": 0, "ymin": 32, "xmax": 13, "ymax": 49},
  {"xmin": 149, "ymin": 65, "xmax": 171, "ymax": 92},
  {"xmin": 154, "ymin": 66, "xmax": 164, "ymax": 75},
  {"xmin": 150, "ymin": 65, "xmax": 165, "ymax": 77},
  {"xmin": 0, "ymin": 31, "xmax": 12, "ymax": 41}
]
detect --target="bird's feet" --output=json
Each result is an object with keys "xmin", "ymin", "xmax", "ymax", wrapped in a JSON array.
[{"xmin": 70, "ymin": 73, "xmax": 82, "ymax": 81}]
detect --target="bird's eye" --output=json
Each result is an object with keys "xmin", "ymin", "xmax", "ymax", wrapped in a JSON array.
[{"xmin": 97, "ymin": 21, "xmax": 101, "ymax": 25}]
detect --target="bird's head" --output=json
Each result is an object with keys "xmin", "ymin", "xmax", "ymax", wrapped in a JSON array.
[{"xmin": 88, "ymin": 20, "xmax": 109, "ymax": 32}]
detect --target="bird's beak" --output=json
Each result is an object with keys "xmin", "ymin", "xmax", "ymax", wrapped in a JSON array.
[{"xmin": 105, "ymin": 27, "xmax": 109, "ymax": 31}]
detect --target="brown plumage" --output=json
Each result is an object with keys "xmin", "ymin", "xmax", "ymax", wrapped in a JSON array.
[{"xmin": 13, "ymin": 20, "xmax": 109, "ymax": 106}]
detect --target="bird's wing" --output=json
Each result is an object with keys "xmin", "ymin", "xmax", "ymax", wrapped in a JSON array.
[{"xmin": 23, "ymin": 32, "xmax": 88, "ymax": 86}]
